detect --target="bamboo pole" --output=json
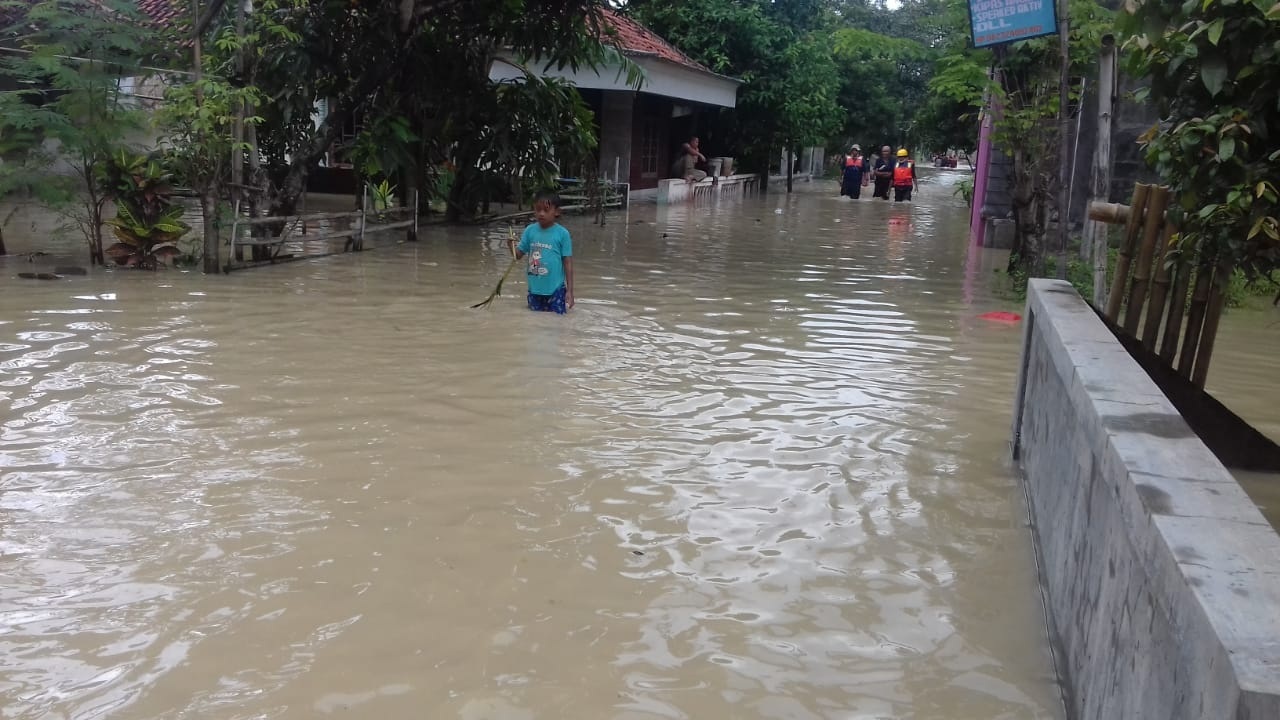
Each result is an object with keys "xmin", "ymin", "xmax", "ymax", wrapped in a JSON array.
[
  {"xmin": 1178, "ymin": 258, "xmax": 1214, "ymax": 379},
  {"xmin": 235, "ymin": 209, "xmax": 366, "ymax": 227},
  {"xmin": 1191, "ymin": 256, "xmax": 1236, "ymax": 389},
  {"xmin": 1160, "ymin": 249, "xmax": 1193, "ymax": 363},
  {"xmin": 1141, "ymin": 223, "xmax": 1177, "ymax": 350},
  {"xmin": 1105, "ymin": 183, "xmax": 1151, "ymax": 322},
  {"xmin": 1088, "ymin": 201, "xmax": 1129, "ymax": 224},
  {"xmin": 357, "ymin": 185, "xmax": 368, "ymax": 251},
  {"xmin": 1122, "ymin": 186, "xmax": 1170, "ymax": 335}
]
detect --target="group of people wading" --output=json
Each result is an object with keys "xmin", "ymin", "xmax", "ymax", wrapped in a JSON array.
[{"xmin": 839, "ymin": 144, "xmax": 918, "ymax": 202}]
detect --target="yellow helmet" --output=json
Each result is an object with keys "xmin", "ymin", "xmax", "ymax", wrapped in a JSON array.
[{"xmin": 897, "ymin": 148, "xmax": 909, "ymax": 158}]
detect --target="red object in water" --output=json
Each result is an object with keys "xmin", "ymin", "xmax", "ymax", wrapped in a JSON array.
[{"xmin": 979, "ymin": 311, "xmax": 1022, "ymax": 323}]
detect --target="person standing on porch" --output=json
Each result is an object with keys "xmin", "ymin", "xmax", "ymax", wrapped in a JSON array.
[{"xmin": 671, "ymin": 136, "xmax": 708, "ymax": 182}]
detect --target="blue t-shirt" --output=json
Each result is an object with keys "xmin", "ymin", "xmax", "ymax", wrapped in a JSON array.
[{"xmin": 518, "ymin": 222, "xmax": 572, "ymax": 296}]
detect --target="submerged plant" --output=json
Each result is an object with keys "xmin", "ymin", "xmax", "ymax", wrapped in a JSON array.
[
  {"xmin": 371, "ymin": 179, "xmax": 397, "ymax": 219},
  {"xmin": 99, "ymin": 150, "xmax": 191, "ymax": 269}
]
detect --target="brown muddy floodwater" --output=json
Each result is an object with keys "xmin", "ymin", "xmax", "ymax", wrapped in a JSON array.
[
  {"xmin": 1, "ymin": 173, "xmax": 1063, "ymax": 719},
  {"xmin": 1207, "ymin": 304, "xmax": 1280, "ymax": 529}
]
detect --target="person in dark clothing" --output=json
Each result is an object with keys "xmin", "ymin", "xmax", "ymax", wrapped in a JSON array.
[
  {"xmin": 872, "ymin": 145, "xmax": 893, "ymax": 200},
  {"xmin": 839, "ymin": 144, "xmax": 867, "ymax": 199}
]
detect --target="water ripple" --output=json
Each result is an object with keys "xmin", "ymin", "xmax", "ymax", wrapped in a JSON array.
[{"xmin": 1, "ymin": 177, "xmax": 1059, "ymax": 719}]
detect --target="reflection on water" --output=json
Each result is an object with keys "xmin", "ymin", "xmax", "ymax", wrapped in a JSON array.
[{"xmin": 1, "ymin": 173, "xmax": 1062, "ymax": 719}]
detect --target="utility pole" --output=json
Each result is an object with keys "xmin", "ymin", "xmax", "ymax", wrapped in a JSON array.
[
  {"xmin": 1087, "ymin": 35, "xmax": 1117, "ymax": 307},
  {"xmin": 1055, "ymin": 0, "xmax": 1072, "ymax": 279}
]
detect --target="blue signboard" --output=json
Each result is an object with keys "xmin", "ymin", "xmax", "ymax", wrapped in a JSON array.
[{"xmin": 968, "ymin": 0, "xmax": 1058, "ymax": 48}]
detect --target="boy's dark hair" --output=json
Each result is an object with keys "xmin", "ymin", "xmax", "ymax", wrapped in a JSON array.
[{"xmin": 533, "ymin": 190, "xmax": 562, "ymax": 209}]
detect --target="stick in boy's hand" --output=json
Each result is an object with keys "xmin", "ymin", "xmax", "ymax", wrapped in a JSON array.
[{"xmin": 471, "ymin": 227, "xmax": 520, "ymax": 310}]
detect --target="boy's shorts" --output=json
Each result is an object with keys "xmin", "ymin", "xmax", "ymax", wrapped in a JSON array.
[{"xmin": 527, "ymin": 285, "xmax": 568, "ymax": 314}]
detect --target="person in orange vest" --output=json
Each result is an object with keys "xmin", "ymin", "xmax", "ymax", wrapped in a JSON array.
[
  {"xmin": 839, "ymin": 144, "xmax": 867, "ymax": 199},
  {"xmin": 892, "ymin": 148, "xmax": 917, "ymax": 203}
]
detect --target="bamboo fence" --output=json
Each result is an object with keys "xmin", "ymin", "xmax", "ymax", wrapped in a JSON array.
[{"xmin": 1088, "ymin": 183, "xmax": 1233, "ymax": 389}]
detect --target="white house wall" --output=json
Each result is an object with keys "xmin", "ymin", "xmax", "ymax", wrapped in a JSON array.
[
  {"xmin": 488, "ymin": 53, "xmax": 738, "ymax": 108},
  {"xmin": 630, "ymin": 57, "xmax": 737, "ymax": 109}
]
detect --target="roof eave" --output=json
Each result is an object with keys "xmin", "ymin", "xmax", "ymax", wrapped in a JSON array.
[{"xmin": 620, "ymin": 50, "xmax": 744, "ymax": 85}]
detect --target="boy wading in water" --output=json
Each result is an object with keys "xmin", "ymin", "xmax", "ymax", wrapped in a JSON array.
[{"xmin": 512, "ymin": 191, "xmax": 574, "ymax": 313}]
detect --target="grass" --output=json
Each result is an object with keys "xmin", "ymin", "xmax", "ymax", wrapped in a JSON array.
[{"xmin": 993, "ymin": 244, "xmax": 1117, "ymax": 305}]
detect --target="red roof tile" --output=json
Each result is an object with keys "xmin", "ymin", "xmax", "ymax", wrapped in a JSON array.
[
  {"xmin": 601, "ymin": 8, "xmax": 713, "ymax": 75},
  {"xmin": 133, "ymin": 0, "xmax": 184, "ymax": 26},
  {"xmin": 8, "ymin": 2, "xmax": 717, "ymax": 78}
]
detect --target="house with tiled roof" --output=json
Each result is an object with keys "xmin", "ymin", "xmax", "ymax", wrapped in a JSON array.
[
  {"xmin": 489, "ymin": 8, "xmax": 741, "ymax": 196},
  {"xmin": 16, "ymin": 1, "xmax": 739, "ymax": 200}
]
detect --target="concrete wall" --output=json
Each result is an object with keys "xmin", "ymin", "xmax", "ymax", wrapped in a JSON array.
[
  {"xmin": 1012, "ymin": 280, "xmax": 1280, "ymax": 720},
  {"xmin": 1069, "ymin": 70, "xmax": 1160, "ymax": 227},
  {"xmin": 656, "ymin": 173, "xmax": 758, "ymax": 205}
]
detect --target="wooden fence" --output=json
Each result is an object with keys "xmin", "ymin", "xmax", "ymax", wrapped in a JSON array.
[{"xmin": 225, "ymin": 187, "xmax": 419, "ymax": 271}]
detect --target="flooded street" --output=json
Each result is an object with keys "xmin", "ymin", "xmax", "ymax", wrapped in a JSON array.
[{"xmin": 1, "ymin": 174, "xmax": 1063, "ymax": 719}]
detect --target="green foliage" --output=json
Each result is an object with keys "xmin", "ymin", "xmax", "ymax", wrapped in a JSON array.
[
  {"xmin": 370, "ymin": 179, "xmax": 397, "ymax": 214},
  {"xmin": 1122, "ymin": 0, "xmax": 1280, "ymax": 283},
  {"xmin": 349, "ymin": 116, "xmax": 418, "ymax": 181},
  {"xmin": 99, "ymin": 149, "xmax": 191, "ymax": 268},
  {"xmin": 1224, "ymin": 269, "xmax": 1280, "ymax": 308},
  {"xmin": 471, "ymin": 74, "xmax": 599, "ymax": 201},
  {"xmin": 930, "ymin": 0, "xmax": 1113, "ymax": 275},
  {"xmin": 1000, "ymin": 244, "xmax": 1119, "ymax": 303},
  {"xmin": 246, "ymin": 0, "xmax": 621, "ymax": 220},
  {"xmin": 955, "ymin": 176, "xmax": 975, "ymax": 207},
  {"xmin": 629, "ymin": 0, "xmax": 841, "ymax": 169},
  {"xmin": 158, "ymin": 71, "xmax": 261, "ymax": 195},
  {"xmin": 0, "ymin": 0, "xmax": 162, "ymax": 263}
]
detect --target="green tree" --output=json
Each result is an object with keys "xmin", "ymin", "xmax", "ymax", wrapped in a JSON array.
[
  {"xmin": 0, "ymin": 0, "xmax": 162, "ymax": 265},
  {"xmin": 157, "ymin": 65, "xmax": 261, "ymax": 273},
  {"xmin": 1122, "ymin": 0, "xmax": 1280, "ymax": 284},
  {"xmin": 829, "ymin": 27, "xmax": 931, "ymax": 149},
  {"xmin": 931, "ymin": 0, "xmax": 1112, "ymax": 275},
  {"xmin": 629, "ymin": 0, "xmax": 841, "ymax": 176},
  {"xmin": 247, "ymin": 0, "xmax": 618, "ymax": 220}
]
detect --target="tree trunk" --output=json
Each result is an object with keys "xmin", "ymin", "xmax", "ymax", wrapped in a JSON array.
[
  {"xmin": 270, "ymin": 102, "xmax": 351, "ymax": 218},
  {"xmin": 786, "ymin": 145, "xmax": 794, "ymax": 193},
  {"xmin": 201, "ymin": 192, "xmax": 220, "ymax": 274},
  {"xmin": 86, "ymin": 195, "xmax": 106, "ymax": 267},
  {"xmin": 1008, "ymin": 154, "xmax": 1042, "ymax": 276}
]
